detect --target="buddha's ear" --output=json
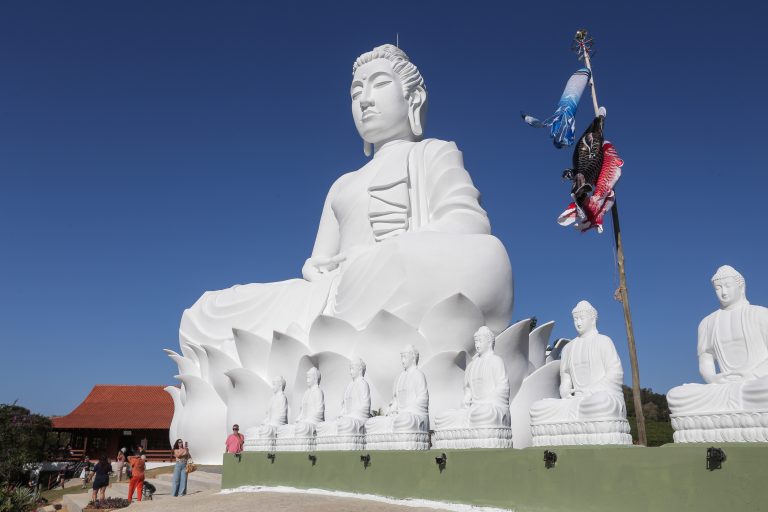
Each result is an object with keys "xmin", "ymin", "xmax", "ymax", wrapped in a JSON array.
[{"xmin": 407, "ymin": 85, "xmax": 427, "ymax": 138}]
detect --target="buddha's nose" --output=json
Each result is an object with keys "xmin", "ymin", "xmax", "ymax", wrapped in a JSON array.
[{"xmin": 360, "ymin": 96, "xmax": 375, "ymax": 110}]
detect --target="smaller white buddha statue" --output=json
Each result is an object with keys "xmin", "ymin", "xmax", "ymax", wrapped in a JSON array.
[
  {"xmin": 316, "ymin": 358, "xmax": 371, "ymax": 450},
  {"xmin": 243, "ymin": 376, "xmax": 288, "ymax": 451},
  {"xmin": 433, "ymin": 327, "xmax": 512, "ymax": 448},
  {"xmin": 365, "ymin": 345, "xmax": 430, "ymax": 450},
  {"xmin": 276, "ymin": 367, "xmax": 325, "ymax": 451},
  {"xmin": 529, "ymin": 301, "xmax": 631, "ymax": 446},
  {"xmin": 667, "ymin": 265, "xmax": 768, "ymax": 443}
]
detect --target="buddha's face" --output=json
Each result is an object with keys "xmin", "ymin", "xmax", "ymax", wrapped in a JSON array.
[
  {"xmin": 351, "ymin": 59, "xmax": 413, "ymax": 146},
  {"xmin": 714, "ymin": 277, "xmax": 743, "ymax": 308},
  {"xmin": 474, "ymin": 332, "xmax": 493, "ymax": 355},
  {"xmin": 272, "ymin": 378, "xmax": 283, "ymax": 394},
  {"xmin": 349, "ymin": 361, "xmax": 362, "ymax": 379},
  {"xmin": 400, "ymin": 349, "xmax": 416, "ymax": 370},
  {"xmin": 306, "ymin": 369, "xmax": 318, "ymax": 387},
  {"xmin": 573, "ymin": 312, "xmax": 596, "ymax": 336}
]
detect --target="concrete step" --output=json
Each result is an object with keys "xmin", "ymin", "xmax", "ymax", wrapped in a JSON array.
[{"xmin": 61, "ymin": 474, "xmax": 218, "ymax": 512}]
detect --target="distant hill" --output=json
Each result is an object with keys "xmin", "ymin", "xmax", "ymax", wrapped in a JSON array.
[{"xmin": 622, "ymin": 385, "xmax": 673, "ymax": 446}]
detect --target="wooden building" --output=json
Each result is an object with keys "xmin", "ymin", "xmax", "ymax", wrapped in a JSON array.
[{"xmin": 51, "ymin": 385, "xmax": 174, "ymax": 460}]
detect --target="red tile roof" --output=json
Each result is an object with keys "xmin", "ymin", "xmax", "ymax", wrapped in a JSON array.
[{"xmin": 52, "ymin": 385, "xmax": 173, "ymax": 430}]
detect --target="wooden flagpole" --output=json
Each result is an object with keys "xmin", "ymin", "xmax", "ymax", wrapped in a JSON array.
[{"xmin": 575, "ymin": 30, "xmax": 647, "ymax": 446}]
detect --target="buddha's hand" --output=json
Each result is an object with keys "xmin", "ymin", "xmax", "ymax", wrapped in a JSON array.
[{"xmin": 302, "ymin": 254, "xmax": 347, "ymax": 282}]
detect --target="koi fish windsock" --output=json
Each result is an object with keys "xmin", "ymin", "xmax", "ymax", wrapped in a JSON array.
[
  {"xmin": 521, "ymin": 68, "xmax": 591, "ymax": 148},
  {"xmin": 558, "ymin": 140, "xmax": 624, "ymax": 233}
]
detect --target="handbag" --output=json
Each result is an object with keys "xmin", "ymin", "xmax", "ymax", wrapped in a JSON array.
[{"xmin": 185, "ymin": 459, "xmax": 198, "ymax": 474}]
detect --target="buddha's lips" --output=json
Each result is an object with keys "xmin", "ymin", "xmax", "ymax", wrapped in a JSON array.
[{"xmin": 362, "ymin": 110, "xmax": 380, "ymax": 120}]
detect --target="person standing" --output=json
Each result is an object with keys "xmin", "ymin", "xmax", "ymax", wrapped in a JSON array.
[
  {"xmin": 115, "ymin": 448, "xmax": 127, "ymax": 482},
  {"xmin": 90, "ymin": 456, "xmax": 111, "ymax": 505},
  {"xmin": 225, "ymin": 424, "xmax": 244, "ymax": 455},
  {"xmin": 170, "ymin": 439, "xmax": 190, "ymax": 497},
  {"xmin": 127, "ymin": 454, "xmax": 146, "ymax": 503}
]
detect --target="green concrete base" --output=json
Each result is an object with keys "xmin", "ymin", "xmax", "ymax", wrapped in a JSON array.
[{"xmin": 223, "ymin": 444, "xmax": 768, "ymax": 512}]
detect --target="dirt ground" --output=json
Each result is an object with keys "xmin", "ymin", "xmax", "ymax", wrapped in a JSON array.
[{"xmin": 125, "ymin": 490, "xmax": 458, "ymax": 511}]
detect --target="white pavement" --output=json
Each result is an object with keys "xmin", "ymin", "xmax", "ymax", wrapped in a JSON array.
[{"xmin": 61, "ymin": 470, "xmax": 220, "ymax": 512}]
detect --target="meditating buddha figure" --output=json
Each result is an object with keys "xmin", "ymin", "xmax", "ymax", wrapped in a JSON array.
[
  {"xmin": 277, "ymin": 367, "xmax": 324, "ymax": 440},
  {"xmin": 435, "ymin": 326, "xmax": 510, "ymax": 429},
  {"xmin": 530, "ymin": 301, "xmax": 626, "ymax": 424},
  {"xmin": 178, "ymin": 44, "xmax": 513, "ymax": 355},
  {"xmin": 366, "ymin": 345, "xmax": 429, "ymax": 436},
  {"xmin": 246, "ymin": 376, "xmax": 288, "ymax": 440},
  {"xmin": 667, "ymin": 266, "xmax": 768, "ymax": 442},
  {"xmin": 316, "ymin": 358, "xmax": 371, "ymax": 437}
]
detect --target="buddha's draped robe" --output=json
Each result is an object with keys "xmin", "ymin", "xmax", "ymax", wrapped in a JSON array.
[
  {"xmin": 530, "ymin": 334, "xmax": 625, "ymax": 422},
  {"xmin": 179, "ymin": 139, "xmax": 513, "ymax": 353},
  {"xmin": 668, "ymin": 303, "xmax": 768, "ymax": 414},
  {"xmin": 277, "ymin": 386, "xmax": 324, "ymax": 438},
  {"xmin": 316, "ymin": 377, "xmax": 371, "ymax": 436},
  {"xmin": 366, "ymin": 367, "xmax": 429, "ymax": 433},
  {"xmin": 246, "ymin": 391, "xmax": 288, "ymax": 439},
  {"xmin": 435, "ymin": 352, "xmax": 510, "ymax": 429}
]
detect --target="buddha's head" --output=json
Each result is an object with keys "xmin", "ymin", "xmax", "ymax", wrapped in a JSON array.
[
  {"xmin": 572, "ymin": 301, "xmax": 598, "ymax": 336},
  {"xmin": 306, "ymin": 367, "xmax": 321, "ymax": 388},
  {"xmin": 711, "ymin": 265, "xmax": 746, "ymax": 309},
  {"xmin": 349, "ymin": 358, "xmax": 366, "ymax": 379},
  {"xmin": 272, "ymin": 376, "xmax": 286, "ymax": 394},
  {"xmin": 400, "ymin": 344, "xmax": 419, "ymax": 370},
  {"xmin": 351, "ymin": 44, "xmax": 427, "ymax": 154},
  {"xmin": 473, "ymin": 326, "xmax": 496, "ymax": 356}
]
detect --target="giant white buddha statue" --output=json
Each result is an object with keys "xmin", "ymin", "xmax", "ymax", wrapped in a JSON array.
[
  {"xmin": 433, "ymin": 326, "xmax": 513, "ymax": 448},
  {"xmin": 667, "ymin": 265, "xmax": 768, "ymax": 443},
  {"xmin": 276, "ymin": 367, "xmax": 325, "ymax": 451},
  {"xmin": 365, "ymin": 344, "xmax": 430, "ymax": 450},
  {"xmin": 316, "ymin": 358, "xmax": 371, "ymax": 450},
  {"xmin": 178, "ymin": 44, "xmax": 513, "ymax": 356},
  {"xmin": 243, "ymin": 376, "xmax": 288, "ymax": 452},
  {"xmin": 529, "ymin": 301, "xmax": 631, "ymax": 446}
]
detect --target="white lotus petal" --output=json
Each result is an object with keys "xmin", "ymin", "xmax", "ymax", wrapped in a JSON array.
[
  {"xmin": 421, "ymin": 351, "xmax": 468, "ymax": 427},
  {"xmin": 352, "ymin": 311, "xmax": 432, "ymax": 407},
  {"xmin": 528, "ymin": 321, "xmax": 555, "ymax": 372},
  {"xmin": 308, "ymin": 315, "xmax": 359, "ymax": 355},
  {"xmin": 233, "ymin": 328, "xmax": 271, "ymax": 378},
  {"xmin": 224, "ymin": 368, "xmax": 273, "ymax": 432},
  {"xmin": 175, "ymin": 374, "xmax": 226, "ymax": 465},
  {"xmin": 164, "ymin": 385, "xmax": 183, "ymax": 444},
  {"xmin": 267, "ymin": 331, "xmax": 310, "ymax": 415},
  {"xmin": 495, "ymin": 318, "xmax": 531, "ymax": 400},
  {"xmin": 509, "ymin": 360, "xmax": 561, "ymax": 449},
  {"xmin": 418, "ymin": 294, "xmax": 484, "ymax": 353},
  {"xmin": 545, "ymin": 338, "xmax": 571, "ymax": 363},
  {"xmin": 164, "ymin": 349, "xmax": 200, "ymax": 378},
  {"xmin": 202, "ymin": 345, "xmax": 241, "ymax": 403},
  {"xmin": 179, "ymin": 331, "xmax": 199, "ymax": 365},
  {"xmin": 219, "ymin": 338, "xmax": 242, "ymax": 366},
  {"xmin": 186, "ymin": 343, "xmax": 209, "ymax": 383}
]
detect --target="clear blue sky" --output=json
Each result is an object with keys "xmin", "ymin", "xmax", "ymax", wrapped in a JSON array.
[{"xmin": 2, "ymin": 1, "xmax": 766, "ymax": 416}]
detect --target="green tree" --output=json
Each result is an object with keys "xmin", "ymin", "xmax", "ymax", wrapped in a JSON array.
[{"xmin": 0, "ymin": 403, "xmax": 52, "ymax": 484}]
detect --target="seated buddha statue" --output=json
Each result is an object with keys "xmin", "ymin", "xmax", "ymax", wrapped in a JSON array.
[
  {"xmin": 316, "ymin": 358, "xmax": 371, "ymax": 450},
  {"xmin": 667, "ymin": 265, "xmax": 768, "ymax": 443},
  {"xmin": 178, "ymin": 44, "xmax": 513, "ymax": 357},
  {"xmin": 433, "ymin": 326, "xmax": 512, "ymax": 448},
  {"xmin": 365, "ymin": 345, "xmax": 429, "ymax": 450},
  {"xmin": 276, "ymin": 367, "xmax": 324, "ymax": 450},
  {"xmin": 243, "ymin": 376, "xmax": 288, "ymax": 451},
  {"xmin": 529, "ymin": 301, "xmax": 631, "ymax": 446}
]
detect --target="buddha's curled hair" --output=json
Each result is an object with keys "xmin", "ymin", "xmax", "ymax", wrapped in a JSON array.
[{"xmin": 353, "ymin": 44, "xmax": 425, "ymax": 98}]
